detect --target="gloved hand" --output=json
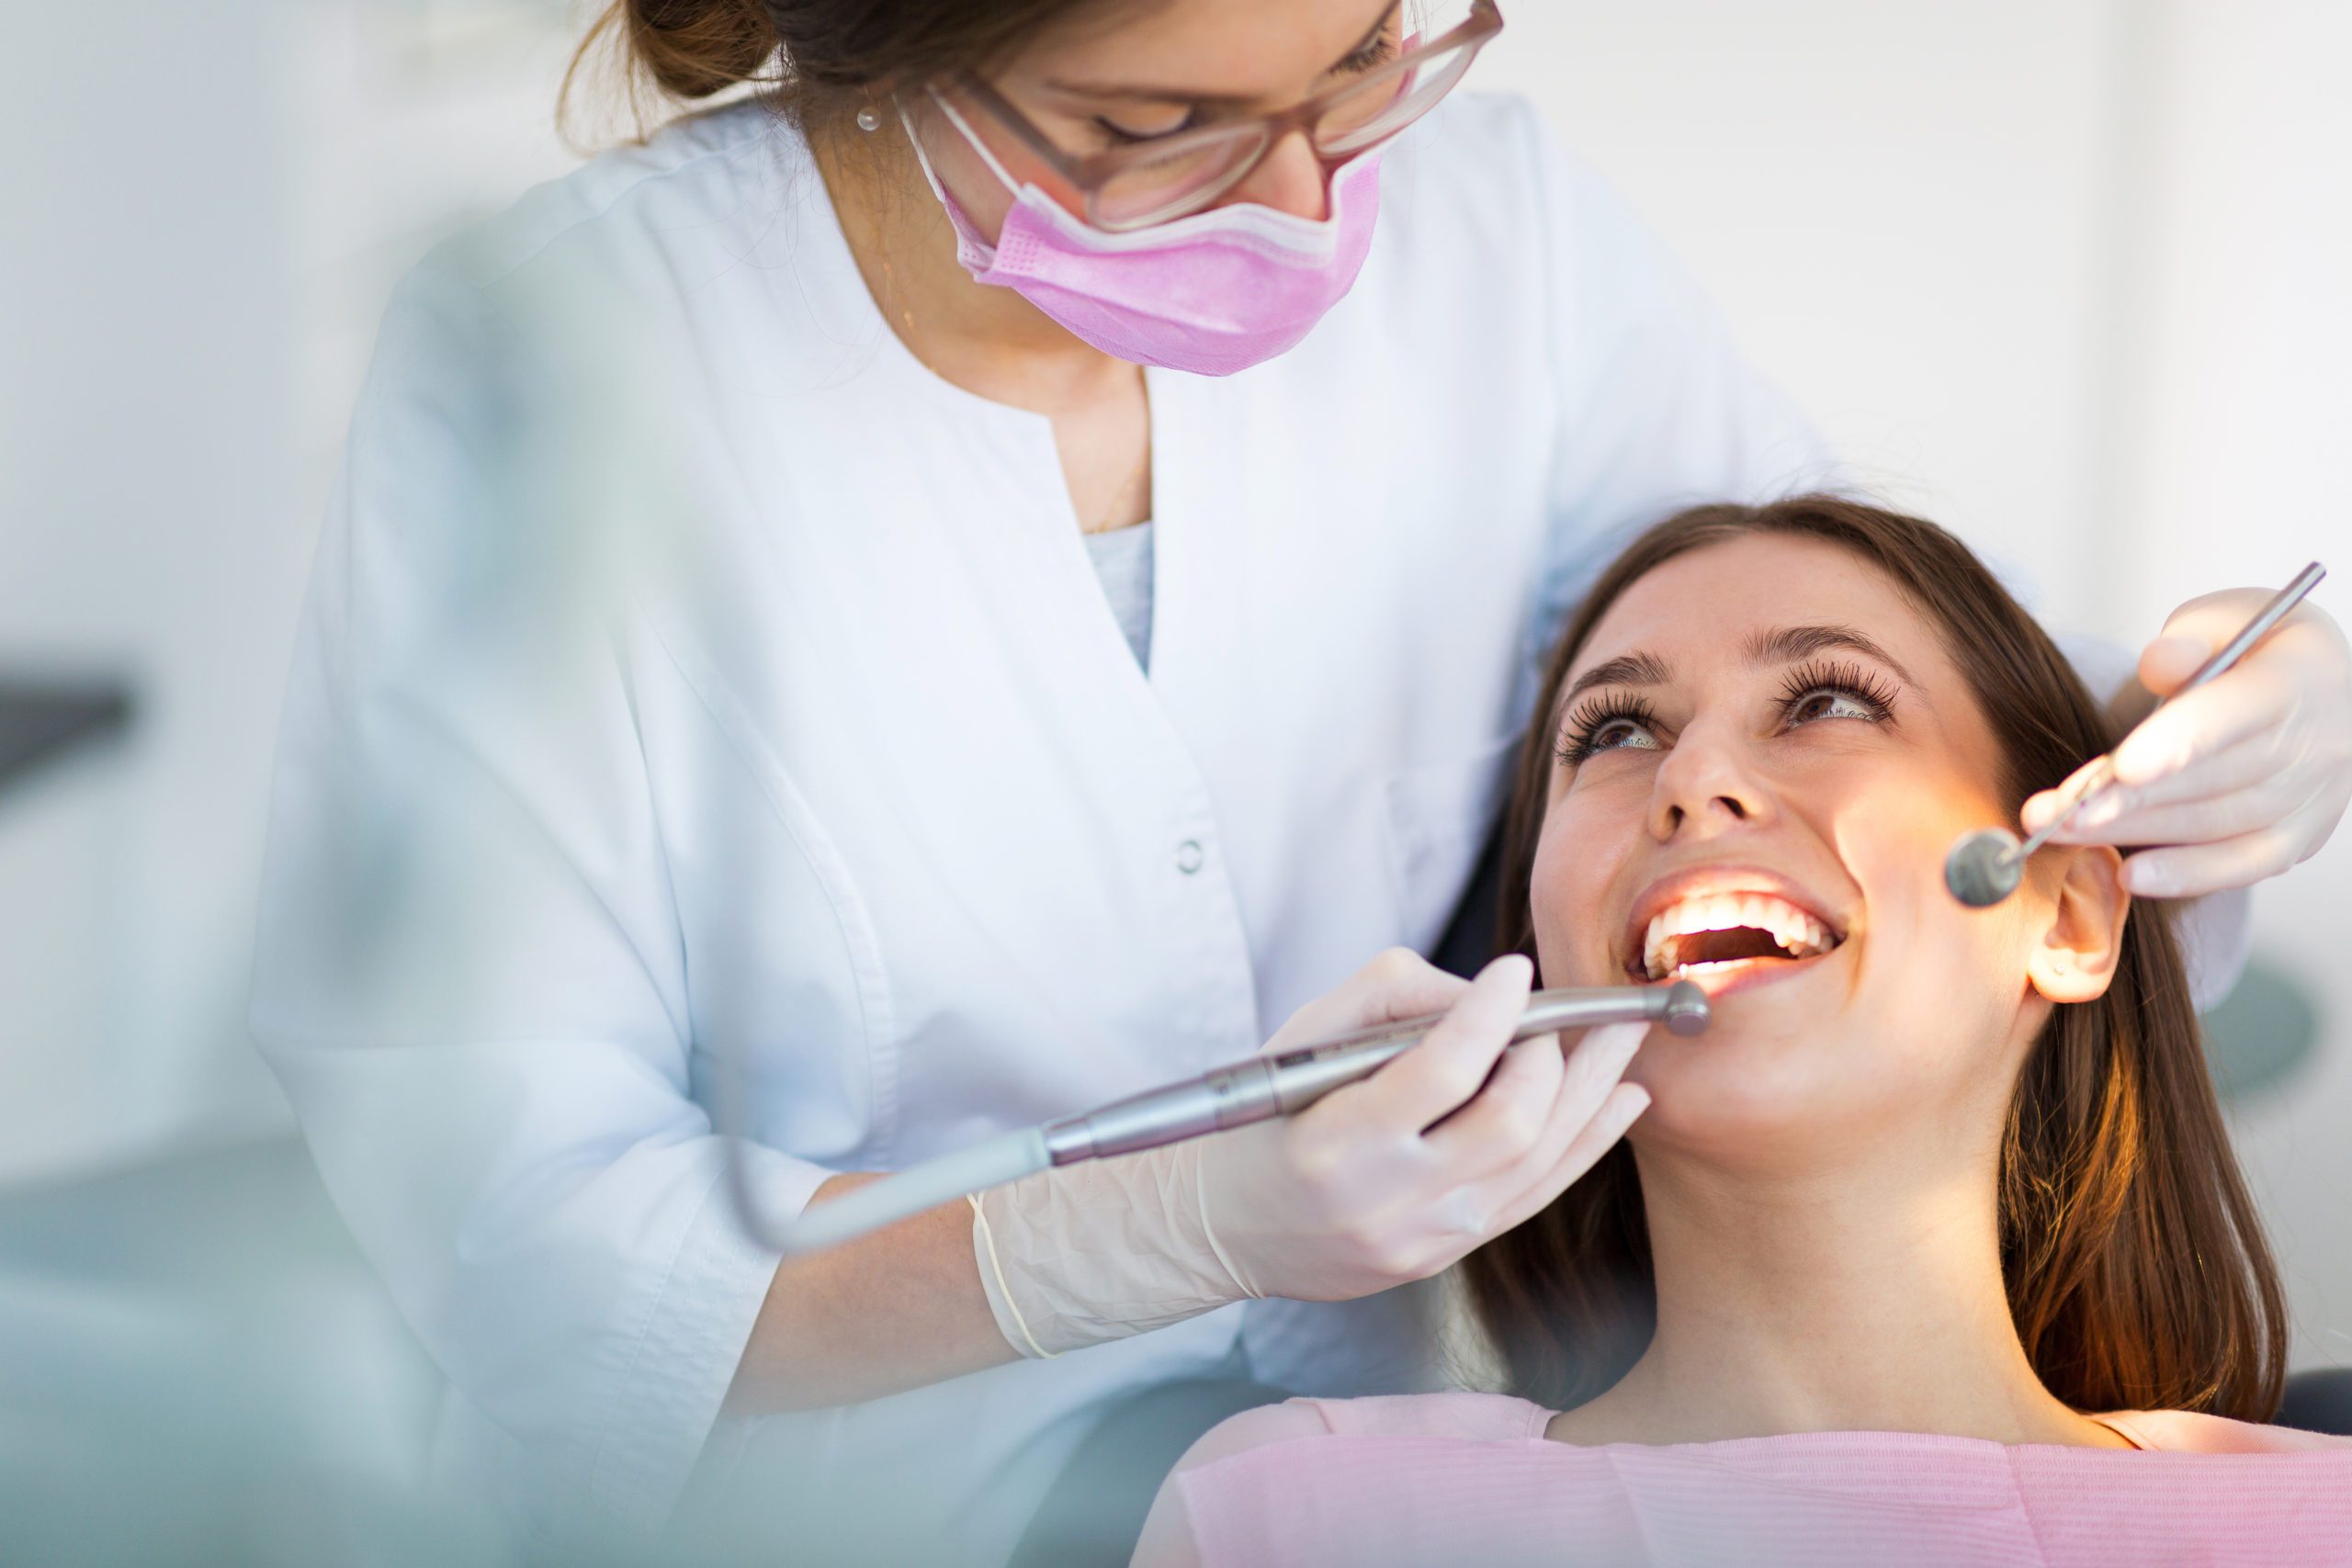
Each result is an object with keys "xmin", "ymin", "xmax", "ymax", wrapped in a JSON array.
[
  {"xmin": 969, "ymin": 951, "xmax": 1650, "ymax": 1356},
  {"xmin": 2024, "ymin": 591, "xmax": 2352, "ymax": 897},
  {"xmin": 1193, "ymin": 951, "xmax": 1649, "ymax": 1303}
]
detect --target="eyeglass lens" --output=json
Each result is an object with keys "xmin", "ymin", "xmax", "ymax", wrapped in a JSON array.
[
  {"xmin": 1315, "ymin": 39, "xmax": 1479, "ymax": 154},
  {"xmin": 1091, "ymin": 37, "xmax": 1481, "ymax": 227},
  {"xmin": 1095, "ymin": 129, "xmax": 1274, "ymax": 226}
]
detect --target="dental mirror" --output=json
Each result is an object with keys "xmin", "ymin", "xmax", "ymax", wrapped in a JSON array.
[
  {"xmin": 1943, "ymin": 826, "xmax": 2026, "ymax": 909},
  {"xmin": 1942, "ymin": 560, "xmax": 2325, "ymax": 909}
]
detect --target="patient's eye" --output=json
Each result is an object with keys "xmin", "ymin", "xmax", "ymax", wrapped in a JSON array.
[
  {"xmin": 1556, "ymin": 694, "xmax": 1664, "ymax": 764},
  {"xmin": 1788, "ymin": 688, "xmax": 1876, "ymax": 723},
  {"xmin": 1778, "ymin": 660, "xmax": 1897, "ymax": 729}
]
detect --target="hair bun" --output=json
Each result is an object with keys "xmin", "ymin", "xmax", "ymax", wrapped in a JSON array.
[
  {"xmin": 626, "ymin": 0, "xmax": 778, "ymax": 99},
  {"xmin": 569, "ymin": 0, "xmax": 1093, "ymax": 144}
]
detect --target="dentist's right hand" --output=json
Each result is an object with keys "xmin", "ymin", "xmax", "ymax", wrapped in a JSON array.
[
  {"xmin": 967, "ymin": 951, "xmax": 1650, "ymax": 1358},
  {"xmin": 1197, "ymin": 951, "xmax": 1652, "ymax": 1303}
]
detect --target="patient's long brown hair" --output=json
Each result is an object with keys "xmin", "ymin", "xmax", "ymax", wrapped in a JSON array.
[{"xmin": 1462, "ymin": 496, "xmax": 2287, "ymax": 1422}]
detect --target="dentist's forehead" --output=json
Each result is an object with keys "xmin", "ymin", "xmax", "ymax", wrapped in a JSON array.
[{"xmin": 1025, "ymin": 0, "xmax": 1396, "ymax": 96}]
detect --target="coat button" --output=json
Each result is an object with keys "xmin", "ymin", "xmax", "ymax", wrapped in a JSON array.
[{"xmin": 1175, "ymin": 839, "xmax": 1205, "ymax": 874}]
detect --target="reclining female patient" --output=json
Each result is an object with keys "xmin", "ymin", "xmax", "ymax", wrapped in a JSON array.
[{"xmin": 1133, "ymin": 496, "xmax": 2352, "ymax": 1567}]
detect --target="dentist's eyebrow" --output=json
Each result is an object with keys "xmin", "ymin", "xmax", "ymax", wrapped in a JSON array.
[
  {"xmin": 1743, "ymin": 624, "xmax": 1917, "ymax": 687},
  {"xmin": 1042, "ymin": 0, "xmax": 1396, "ymax": 104}
]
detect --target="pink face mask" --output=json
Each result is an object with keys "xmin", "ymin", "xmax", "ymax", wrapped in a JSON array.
[{"xmin": 903, "ymin": 96, "xmax": 1385, "ymax": 378}]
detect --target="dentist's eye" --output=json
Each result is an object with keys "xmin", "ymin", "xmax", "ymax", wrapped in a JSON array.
[
  {"xmin": 1556, "ymin": 695, "xmax": 1665, "ymax": 764},
  {"xmin": 1335, "ymin": 28, "xmax": 1399, "ymax": 76},
  {"xmin": 1094, "ymin": 111, "xmax": 1201, "ymax": 145},
  {"xmin": 1778, "ymin": 660, "xmax": 1897, "ymax": 729}
]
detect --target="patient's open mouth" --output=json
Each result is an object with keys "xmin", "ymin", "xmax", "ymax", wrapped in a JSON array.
[{"xmin": 1637, "ymin": 891, "xmax": 1842, "ymax": 982}]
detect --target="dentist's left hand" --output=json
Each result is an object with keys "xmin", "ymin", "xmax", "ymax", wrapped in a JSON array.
[{"xmin": 2024, "ymin": 591, "xmax": 2352, "ymax": 897}]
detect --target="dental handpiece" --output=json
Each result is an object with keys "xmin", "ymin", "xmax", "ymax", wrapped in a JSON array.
[
  {"xmin": 1037, "ymin": 980, "xmax": 1711, "ymax": 1166},
  {"xmin": 1945, "ymin": 560, "xmax": 2327, "ymax": 908},
  {"xmin": 748, "ymin": 981, "xmax": 1708, "ymax": 1255}
]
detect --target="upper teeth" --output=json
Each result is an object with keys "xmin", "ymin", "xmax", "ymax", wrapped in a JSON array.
[{"xmin": 1642, "ymin": 892, "xmax": 1836, "ymax": 981}]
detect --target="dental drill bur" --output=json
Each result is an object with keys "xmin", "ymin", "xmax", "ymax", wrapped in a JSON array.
[{"xmin": 1944, "ymin": 560, "xmax": 2327, "ymax": 909}]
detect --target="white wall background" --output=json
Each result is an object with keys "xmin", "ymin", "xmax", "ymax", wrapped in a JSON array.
[
  {"xmin": 2, "ymin": 1, "xmax": 2345, "ymax": 1367},
  {"xmin": 2099, "ymin": 1, "xmax": 2352, "ymax": 1371}
]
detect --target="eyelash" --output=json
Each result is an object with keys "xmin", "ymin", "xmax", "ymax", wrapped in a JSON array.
[
  {"xmin": 1094, "ymin": 114, "xmax": 1198, "ymax": 146},
  {"xmin": 1555, "ymin": 694, "xmax": 1662, "ymax": 766},
  {"xmin": 1337, "ymin": 30, "xmax": 1398, "ymax": 76},
  {"xmin": 1777, "ymin": 660, "xmax": 1898, "ymax": 727},
  {"xmin": 1552, "ymin": 660, "xmax": 1898, "ymax": 766},
  {"xmin": 1094, "ymin": 28, "xmax": 1398, "ymax": 143}
]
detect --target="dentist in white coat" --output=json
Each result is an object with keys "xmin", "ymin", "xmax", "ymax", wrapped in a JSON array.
[{"xmin": 251, "ymin": 1, "xmax": 2352, "ymax": 1562}]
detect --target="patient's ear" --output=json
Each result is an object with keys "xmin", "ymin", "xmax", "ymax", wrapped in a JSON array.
[{"xmin": 2026, "ymin": 844, "xmax": 2131, "ymax": 1004}]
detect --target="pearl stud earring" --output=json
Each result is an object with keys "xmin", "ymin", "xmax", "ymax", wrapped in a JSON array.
[{"xmin": 855, "ymin": 105, "xmax": 882, "ymax": 132}]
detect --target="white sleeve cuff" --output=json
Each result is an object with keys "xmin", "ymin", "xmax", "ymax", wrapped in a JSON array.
[
  {"xmin": 2175, "ymin": 883, "xmax": 2255, "ymax": 1015},
  {"xmin": 584, "ymin": 1137, "xmax": 826, "ymax": 1528}
]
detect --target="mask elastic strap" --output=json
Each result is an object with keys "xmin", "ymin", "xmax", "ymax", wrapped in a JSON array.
[
  {"xmin": 896, "ymin": 97, "xmax": 958, "ymax": 207},
  {"xmin": 915, "ymin": 87, "xmax": 1026, "ymax": 199},
  {"xmin": 898, "ymin": 94, "xmax": 1011, "ymax": 272}
]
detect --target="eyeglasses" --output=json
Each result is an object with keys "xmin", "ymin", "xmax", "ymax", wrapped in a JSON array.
[{"xmin": 937, "ymin": 0, "xmax": 1504, "ymax": 232}]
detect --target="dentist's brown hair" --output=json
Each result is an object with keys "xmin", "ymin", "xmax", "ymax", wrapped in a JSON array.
[
  {"xmin": 562, "ymin": 0, "xmax": 1121, "ymax": 141},
  {"xmin": 1463, "ymin": 495, "xmax": 2287, "ymax": 1422}
]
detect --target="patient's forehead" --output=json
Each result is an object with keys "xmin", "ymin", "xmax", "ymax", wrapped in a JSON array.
[{"xmin": 1573, "ymin": 535, "xmax": 1948, "ymax": 684}]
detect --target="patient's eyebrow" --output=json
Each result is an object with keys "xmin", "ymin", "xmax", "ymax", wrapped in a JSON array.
[
  {"xmin": 1557, "ymin": 651, "xmax": 1673, "ymax": 713},
  {"xmin": 1554, "ymin": 626, "xmax": 1914, "ymax": 725},
  {"xmin": 1743, "ymin": 624, "xmax": 1917, "ymax": 686}
]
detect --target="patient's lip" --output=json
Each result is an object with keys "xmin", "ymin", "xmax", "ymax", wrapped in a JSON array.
[{"xmin": 1618, "ymin": 863, "xmax": 1850, "ymax": 981}]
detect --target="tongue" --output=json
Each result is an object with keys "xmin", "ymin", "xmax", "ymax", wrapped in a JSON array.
[{"xmin": 1679, "ymin": 927, "xmax": 1790, "ymax": 965}]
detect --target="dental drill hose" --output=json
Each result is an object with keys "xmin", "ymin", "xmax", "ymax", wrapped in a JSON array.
[
  {"xmin": 769, "ymin": 1126, "xmax": 1051, "ymax": 1256},
  {"xmin": 752, "ymin": 982, "xmax": 1708, "ymax": 1256}
]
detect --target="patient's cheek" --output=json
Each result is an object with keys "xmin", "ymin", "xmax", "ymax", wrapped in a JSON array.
[
  {"xmin": 1838, "ymin": 829, "xmax": 2030, "ymax": 1095},
  {"xmin": 1528, "ymin": 831, "xmax": 1614, "ymax": 987}
]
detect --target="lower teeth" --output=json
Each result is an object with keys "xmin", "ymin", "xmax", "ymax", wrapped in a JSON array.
[{"xmin": 1650, "ymin": 945, "xmax": 1826, "ymax": 981}]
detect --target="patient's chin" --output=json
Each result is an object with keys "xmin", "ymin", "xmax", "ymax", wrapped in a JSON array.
[{"xmin": 1624, "ymin": 1018, "xmax": 1889, "ymax": 1164}]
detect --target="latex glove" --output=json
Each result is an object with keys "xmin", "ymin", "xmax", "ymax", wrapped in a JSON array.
[
  {"xmin": 1198, "ymin": 950, "xmax": 1649, "ymax": 1303},
  {"xmin": 2024, "ymin": 589, "xmax": 2352, "ymax": 898},
  {"xmin": 969, "ymin": 951, "xmax": 1649, "ymax": 1356}
]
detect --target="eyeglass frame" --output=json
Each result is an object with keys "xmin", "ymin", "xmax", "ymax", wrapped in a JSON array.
[{"xmin": 932, "ymin": 0, "xmax": 1505, "ymax": 232}]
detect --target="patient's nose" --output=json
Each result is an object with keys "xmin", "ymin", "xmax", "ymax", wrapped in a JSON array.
[{"xmin": 1648, "ymin": 724, "xmax": 1776, "ymax": 840}]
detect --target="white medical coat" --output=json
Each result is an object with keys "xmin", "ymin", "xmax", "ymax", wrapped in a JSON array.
[{"xmin": 252, "ymin": 93, "xmax": 1840, "ymax": 1562}]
